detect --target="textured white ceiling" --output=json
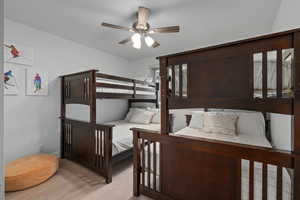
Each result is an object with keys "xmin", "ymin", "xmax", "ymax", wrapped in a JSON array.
[{"xmin": 5, "ymin": 0, "xmax": 281, "ymax": 61}]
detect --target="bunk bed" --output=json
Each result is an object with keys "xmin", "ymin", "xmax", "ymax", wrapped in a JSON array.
[
  {"xmin": 132, "ymin": 28, "xmax": 300, "ymax": 200},
  {"xmin": 60, "ymin": 70, "xmax": 173, "ymax": 184}
]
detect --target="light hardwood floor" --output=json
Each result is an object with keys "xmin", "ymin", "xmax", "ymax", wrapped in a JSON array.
[{"xmin": 6, "ymin": 159, "xmax": 152, "ymax": 200}]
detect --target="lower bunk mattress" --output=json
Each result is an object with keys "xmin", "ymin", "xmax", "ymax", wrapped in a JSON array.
[
  {"xmin": 106, "ymin": 120, "xmax": 160, "ymax": 156},
  {"xmin": 143, "ymin": 127, "xmax": 292, "ymax": 200}
]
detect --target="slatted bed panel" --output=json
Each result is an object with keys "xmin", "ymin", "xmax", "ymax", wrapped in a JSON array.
[
  {"xmin": 62, "ymin": 70, "xmax": 95, "ymax": 105},
  {"xmin": 166, "ymin": 48, "xmax": 294, "ymax": 112},
  {"xmin": 61, "ymin": 118, "xmax": 114, "ymax": 183},
  {"xmin": 133, "ymin": 130, "xmax": 163, "ymax": 199},
  {"xmin": 133, "ymin": 129, "xmax": 294, "ymax": 200}
]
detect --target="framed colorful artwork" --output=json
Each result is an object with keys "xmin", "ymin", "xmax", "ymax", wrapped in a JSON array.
[
  {"xmin": 4, "ymin": 43, "xmax": 34, "ymax": 66},
  {"xmin": 4, "ymin": 64, "xmax": 21, "ymax": 95},
  {"xmin": 26, "ymin": 69, "xmax": 48, "ymax": 96}
]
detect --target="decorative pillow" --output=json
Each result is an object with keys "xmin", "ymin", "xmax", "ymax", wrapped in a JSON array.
[
  {"xmin": 189, "ymin": 111, "xmax": 205, "ymax": 130},
  {"xmin": 129, "ymin": 109, "xmax": 155, "ymax": 124},
  {"xmin": 203, "ymin": 112, "xmax": 238, "ymax": 136}
]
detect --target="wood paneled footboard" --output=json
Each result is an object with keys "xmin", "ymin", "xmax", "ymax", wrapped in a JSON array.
[
  {"xmin": 61, "ymin": 118, "xmax": 114, "ymax": 183},
  {"xmin": 132, "ymin": 128, "xmax": 296, "ymax": 200}
]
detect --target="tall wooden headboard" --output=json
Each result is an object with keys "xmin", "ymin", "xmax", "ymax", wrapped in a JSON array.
[{"xmin": 158, "ymin": 29, "xmax": 300, "ymax": 135}]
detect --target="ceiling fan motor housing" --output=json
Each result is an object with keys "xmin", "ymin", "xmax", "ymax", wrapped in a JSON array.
[
  {"xmin": 136, "ymin": 7, "xmax": 150, "ymax": 30},
  {"xmin": 133, "ymin": 22, "xmax": 150, "ymax": 33}
]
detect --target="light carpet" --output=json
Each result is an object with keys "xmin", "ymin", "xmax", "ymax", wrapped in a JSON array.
[{"xmin": 6, "ymin": 159, "xmax": 152, "ymax": 200}]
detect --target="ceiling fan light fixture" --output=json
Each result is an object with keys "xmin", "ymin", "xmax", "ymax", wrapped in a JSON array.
[
  {"xmin": 145, "ymin": 36, "xmax": 155, "ymax": 47},
  {"xmin": 131, "ymin": 33, "xmax": 141, "ymax": 49},
  {"xmin": 132, "ymin": 41, "xmax": 141, "ymax": 49},
  {"xmin": 131, "ymin": 33, "xmax": 141, "ymax": 44},
  {"xmin": 101, "ymin": 7, "xmax": 180, "ymax": 49}
]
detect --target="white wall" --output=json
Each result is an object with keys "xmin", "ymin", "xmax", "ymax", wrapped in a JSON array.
[
  {"xmin": 272, "ymin": 0, "xmax": 300, "ymax": 31},
  {"xmin": 4, "ymin": 19, "xmax": 134, "ymax": 163},
  {"xmin": 0, "ymin": 0, "xmax": 4, "ymax": 198},
  {"xmin": 130, "ymin": 57, "xmax": 159, "ymax": 79}
]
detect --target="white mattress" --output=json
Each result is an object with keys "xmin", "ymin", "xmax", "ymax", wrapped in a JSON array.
[
  {"xmin": 175, "ymin": 127, "xmax": 271, "ymax": 147},
  {"xmin": 96, "ymin": 88, "xmax": 155, "ymax": 95},
  {"xmin": 96, "ymin": 79, "xmax": 156, "ymax": 95},
  {"xmin": 107, "ymin": 120, "xmax": 160, "ymax": 156},
  {"xmin": 144, "ymin": 127, "xmax": 292, "ymax": 199}
]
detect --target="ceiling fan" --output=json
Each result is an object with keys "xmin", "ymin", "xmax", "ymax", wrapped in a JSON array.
[{"xmin": 101, "ymin": 7, "xmax": 180, "ymax": 49}]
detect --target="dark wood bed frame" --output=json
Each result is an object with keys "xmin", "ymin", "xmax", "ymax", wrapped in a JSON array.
[
  {"xmin": 132, "ymin": 28, "xmax": 300, "ymax": 200},
  {"xmin": 60, "ymin": 70, "xmax": 169, "ymax": 183}
]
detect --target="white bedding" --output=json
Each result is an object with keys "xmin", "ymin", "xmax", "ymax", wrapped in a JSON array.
[
  {"xmin": 96, "ymin": 78, "xmax": 156, "ymax": 96},
  {"xmin": 175, "ymin": 127, "xmax": 271, "ymax": 147},
  {"xmin": 144, "ymin": 127, "xmax": 292, "ymax": 199},
  {"xmin": 106, "ymin": 120, "xmax": 160, "ymax": 156}
]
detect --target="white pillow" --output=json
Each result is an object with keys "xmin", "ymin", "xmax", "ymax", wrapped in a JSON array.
[
  {"xmin": 236, "ymin": 112, "xmax": 265, "ymax": 137},
  {"xmin": 124, "ymin": 108, "xmax": 144, "ymax": 121},
  {"xmin": 129, "ymin": 109, "xmax": 155, "ymax": 124},
  {"xmin": 203, "ymin": 112, "xmax": 238, "ymax": 136},
  {"xmin": 147, "ymin": 108, "xmax": 160, "ymax": 124},
  {"xmin": 189, "ymin": 111, "xmax": 205, "ymax": 129},
  {"xmin": 151, "ymin": 113, "xmax": 160, "ymax": 124},
  {"xmin": 223, "ymin": 110, "xmax": 265, "ymax": 137}
]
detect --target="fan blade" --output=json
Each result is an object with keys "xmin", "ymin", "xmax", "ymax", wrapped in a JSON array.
[
  {"xmin": 101, "ymin": 22, "xmax": 132, "ymax": 32},
  {"xmin": 152, "ymin": 41, "xmax": 160, "ymax": 48},
  {"xmin": 136, "ymin": 7, "xmax": 150, "ymax": 30},
  {"xmin": 150, "ymin": 26, "xmax": 180, "ymax": 33},
  {"xmin": 118, "ymin": 38, "xmax": 131, "ymax": 45}
]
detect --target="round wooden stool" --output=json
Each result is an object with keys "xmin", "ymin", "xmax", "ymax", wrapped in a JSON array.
[{"xmin": 5, "ymin": 154, "xmax": 59, "ymax": 192}]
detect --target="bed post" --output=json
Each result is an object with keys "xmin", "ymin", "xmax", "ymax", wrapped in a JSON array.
[
  {"xmin": 160, "ymin": 57, "xmax": 169, "ymax": 135},
  {"xmin": 133, "ymin": 129, "xmax": 140, "ymax": 196},
  {"xmin": 293, "ymin": 31, "xmax": 300, "ymax": 200},
  {"xmin": 90, "ymin": 70, "xmax": 96, "ymax": 123},
  {"xmin": 104, "ymin": 127, "xmax": 113, "ymax": 184},
  {"xmin": 60, "ymin": 77, "xmax": 66, "ymax": 159},
  {"xmin": 155, "ymin": 83, "xmax": 159, "ymax": 108}
]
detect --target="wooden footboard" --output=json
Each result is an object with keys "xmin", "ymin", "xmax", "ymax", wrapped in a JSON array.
[
  {"xmin": 61, "ymin": 118, "xmax": 114, "ymax": 183},
  {"xmin": 132, "ymin": 128, "xmax": 296, "ymax": 200}
]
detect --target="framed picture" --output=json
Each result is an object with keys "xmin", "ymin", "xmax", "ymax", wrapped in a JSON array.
[
  {"xmin": 26, "ymin": 69, "xmax": 48, "ymax": 96},
  {"xmin": 4, "ymin": 43, "xmax": 34, "ymax": 66},
  {"xmin": 4, "ymin": 64, "xmax": 21, "ymax": 95}
]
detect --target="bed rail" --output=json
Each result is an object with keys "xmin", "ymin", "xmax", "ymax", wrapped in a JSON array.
[
  {"xmin": 132, "ymin": 128, "xmax": 296, "ymax": 200},
  {"xmin": 60, "ymin": 70, "xmax": 158, "ymax": 104},
  {"xmin": 96, "ymin": 73, "xmax": 157, "ymax": 100},
  {"xmin": 61, "ymin": 118, "xmax": 114, "ymax": 183}
]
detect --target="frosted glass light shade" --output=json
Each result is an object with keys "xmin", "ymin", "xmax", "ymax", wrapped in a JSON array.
[{"xmin": 145, "ymin": 36, "xmax": 155, "ymax": 47}]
